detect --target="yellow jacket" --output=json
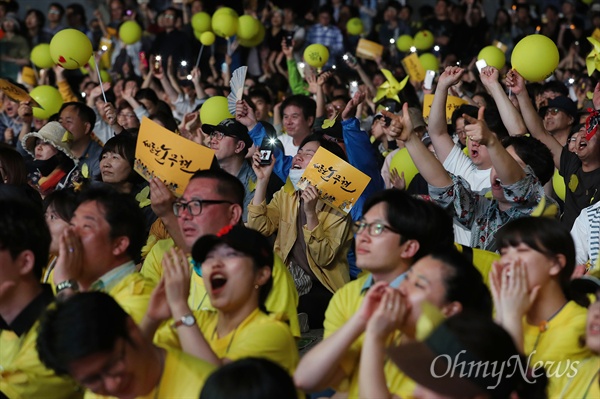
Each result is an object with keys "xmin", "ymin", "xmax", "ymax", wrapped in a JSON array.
[{"xmin": 247, "ymin": 180, "xmax": 352, "ymax": 293}]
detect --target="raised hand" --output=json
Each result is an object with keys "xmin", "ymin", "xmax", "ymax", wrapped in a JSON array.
[
  {"xmin": 53, "ymin": 228, "xmax": 84, "ymax": 285},
  {"xmin": 251, "ymin": 150, "xmax": 275, "ymax": 181},
  {"xmin": 381, "ymin": 102, "xmax": 414, "ymax": 142},
  {"xmin": 163, "ymin": 247, "xmax": 192, "ymax": 315},
  {"xmin": 365, "ymin": 287, "xmax": 411, "ymax": 339},
  {"xmin": 301, "ymin": 184, "xmax": 319, "ymax": 216},
  {"xmin": 437, "ymin": 66, "xmax": 465, "ymax": 90},
  {"xmin": 479, "ymin": 66, "xmax": 500, "ymax": 88},
  {"xmin": 341, "ymin": 90, "xmax": 365, "ymax": 121},
  {"xmin": 505, "ymin": 69, "xmax": 525, "ymax": 96},
  {"xmin": 463, "ymin": 106, "xmax": 494, "ymax": 146},
  {"xmin": 356, "ymin": 281, "xmax": 388, "ymax": 324},
  {"xmin": 235, "ymin": 99, "xmax": 257, "ymax": 129},
  {"xmin": 389, "ymin": 168, "xmax": 406, "ymax": 190},
  {"xmin": 150, "ymin": 177, "xmax": 176, "ymax": 218}
]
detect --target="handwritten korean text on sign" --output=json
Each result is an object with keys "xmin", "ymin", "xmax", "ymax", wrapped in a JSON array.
[
  {"xmin": 422, "ymin": 94, "xmax": 468, "ymax": 125},
  {"xmin": 297, "ymin": 147, "xmax": 370, "ymax": 214},
  {"xmin": 134, "ymin": 117, "xmax": 215, "ymax": 196}
]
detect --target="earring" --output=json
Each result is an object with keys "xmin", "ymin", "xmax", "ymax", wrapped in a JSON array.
[{"xmin": 255, "ymin": 284, "xmax": 259, "ymax": 290}]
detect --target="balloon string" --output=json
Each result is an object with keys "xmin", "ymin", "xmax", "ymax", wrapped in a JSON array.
[
  {"xmin": 196, "ymin": 45, "xmax": 204, "ymax": 68},
  {"xmin": 227, "ymin": 38, "xmax": 231, "ymax": 56},
  {"xmin": 94, "ymin": 62, "xmax": 107, "ymax": 103}
]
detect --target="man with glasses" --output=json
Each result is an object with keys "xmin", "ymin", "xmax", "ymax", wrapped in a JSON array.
[
  {"xmin": 141, "ymin": 169, "xmax": 300, "ymax": 337},
  {"xmin": 203, "ymin": 118, "xmax": 282, "ymax": 222},
  {"xmin": 36, "ymin": 292, "xmax": 215, "ymax": 399},
  {"xmin": 295, "ymin": 189, "xmax": 455, "ymax": 397},
  {"xmin": 538, "ymin": 96, "xmax": 578, "ymax": 147},
  {"xmin": 0, "ymin": 196, "xmax": 81, "ymax": 399}
]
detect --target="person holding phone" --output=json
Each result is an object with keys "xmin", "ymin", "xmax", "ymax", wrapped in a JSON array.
[{"xmin": 248, "ymin": 135, "xmax": 353, "ymax": 329}]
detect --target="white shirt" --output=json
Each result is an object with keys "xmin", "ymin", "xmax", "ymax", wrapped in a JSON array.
[{"xmin": 277, "ymin": 133, "xmax": 299, "ymax": 156}]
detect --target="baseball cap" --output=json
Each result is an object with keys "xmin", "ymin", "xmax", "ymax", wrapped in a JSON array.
[
  {"xmin": 192, "ymin": 224, "xmax": 274, "ymax": 269},
  {"xmin": 202, "ymin": 118, "xmax": 253, "ymax": 150},
  {"xmin": 539, "ymin": 96, "xmax": 578, "ymax": 122}
]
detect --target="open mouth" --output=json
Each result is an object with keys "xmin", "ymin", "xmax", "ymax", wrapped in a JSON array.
[
  {"xmin": 589, "ymin": 322, "xmax": 600, "ymax": 335},
  {"xmin": 471, "ymin": 149, "xmax": 479, "ymax": 158},
  {"xmin": 210, "ymin": 273, "xmax": 227, "ymax": 292},
  {"xmin": 492, "ymin": 177, "xmax": 502, "ymax": 189},
  {"xmin": 578, "ymin": 141, "xmax": 588, "ymax": 151}
]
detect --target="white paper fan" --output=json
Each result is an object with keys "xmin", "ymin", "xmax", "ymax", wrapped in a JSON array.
[{"xmin": 227, "ymin": 66, "xmax": 248, "ymax": 115}]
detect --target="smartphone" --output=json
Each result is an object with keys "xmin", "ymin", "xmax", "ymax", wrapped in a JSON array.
[
  {"xmin": 221, "ymin": 62, "xmax": 228, "ymax": 73},
  {"xmin": 153, "ymin": 55, "xmax": 162, "ymax": 72},
  {"xmin": 424, "ymin": 70, "xmax": 436, "ymax": 90},
  {"xmin": 476, "ymin": 59, "xmax": 487, "ymax": 73},
  {"xmin": 259, "ymin": 137, "xmax": 274, "ymax": 166},
  {"xmin": 349, "ymin": 81, "xmax": 359, "ymax": 98},
  {"xmin": 343, "ymin": 52, "xmax": 357, "ymax": 67}
]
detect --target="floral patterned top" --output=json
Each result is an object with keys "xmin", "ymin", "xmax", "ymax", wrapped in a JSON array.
[{"xmin": 429, "ymin": 166, "xmax": 551, "ymax": 252}]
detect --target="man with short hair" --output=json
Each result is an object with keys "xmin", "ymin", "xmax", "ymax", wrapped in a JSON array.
[
  {"xmin": 295, "ymin": 190, "xmax": 455, "ymax": 397},
  {"xmin": 305, "ymin": 6, "xmax": 344, "ymax": 67},
  {"xmin": 36, "ymin": 292, "xmax": 215, "ymax": 399},
  {"xmin": 141, "ymin": 169, "xmax": 300, "ymax": 336},
  {"xmin": 0, "ymin": 196, "xmax": 81, "ymax": 399},
  {"xmin": 248, "ymin": 87, "xmax": 273, "ymax": 124},
  {"xmin": 58, "ymin": 102, "xmax": 103, "ymax": 178},
  {"xmin": 277, "ymin": 95, "xmax": 316, "ymax": 156},
  {"xmin": 52, "ymin": 186, "xmax": 155, "ymax": 323},
  {"xmin": 44, "ymin": 3, "xmax": 66, "ymax": 37}
]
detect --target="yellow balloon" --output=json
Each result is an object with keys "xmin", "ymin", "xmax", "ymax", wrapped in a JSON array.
[
  {"xmin": 511, "ymin": 35, "xmax": 559, "ymax": 82},
  {"xmin": 30, "ymin": 85, "xmax": 63, "ymax": 120},
  {"xmin": 200, "ymin": 96, "xmax": 233, "ymax": 126},
  {"xmin": 200, "ymin": 31, "xmax": 216, "ymax": 46},
  {"xmin": 419, "ymin": 53, "xmax": 439, "ymax": 71},
  {"xmin": 396, "ymin": 35, "xmax": 413, "ymax": 52},
  {"xmin": 212, "ymin": 13, "xmax": 238, "ymax": 38},
  {"xmin": 389, "ymin": 148, "xmax": 419, "ymax": 187},
  {"xmin": 237, "ymin": 15, "xmax": 259, "ymax": 40},
  {"xmin": 213, "ymin": 7, "xmax": 239, "ymax": 18},
  {"xmin": 413, "ymin": 30, "xmax": 434, "ymax": 51},
  {"xmin": 31, "ymin": 44, "xmax": 54, "ymax": 69},
  {"xmin": 50, "ymin": 29, "xmax": 93, "ymax": 69},
  {"xmin": 478, "ymin": 45, "xmax": 505, "ymax": 70},
  {"xmin": 119, "ymin": 21, "xmax": 142, "ymax": 44},
  {"xmin": 238, "ymin": 22, "xmax": 266, "ymax": 48},
  {"xmin": 79, "ymin": 55, "xmax": 97, "ymax": 75},
  {"xmin": 191, "ymin": 12, "xmax": 211, "ymax": 33},
  {"xmin": 552, "ymin": 169, "xmax": 566, "ymax": 201},
  {"xmin": 346, "ymin": 17, "xmax": 363, "ymax": 35},
  {"xmin": 100, "ymin": 70, "xmax": 112, "ymax": 83},
  {"xmin": 303, "ymin": 44, "xmax": 329, "ymax": 68}
]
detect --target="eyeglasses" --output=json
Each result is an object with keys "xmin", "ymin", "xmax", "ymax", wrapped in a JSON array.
[
  {"xmin": 48, "ymin": 9, "xmax": 60, "ymax": 15},
  {"xmin": 545, "ymin": 108, "xmax": 561, "ymax": 116},
  {"xmin": 455, "ymin": 129, "xmax": 466, "ymax": 136},
  {"xmin": 209, "ymin": 131, "xmax": 229, "ymax": 141},
  {"xmin": 353, "ymin": 220, "xmax": 400, "ymax": 236},
  {"xmin": 80, "ymin": 339, "xmax": 127, "ymax": 389},
  {"xmin": 118, "ymin": 113, "xmax": 137, "ymax": 119},
  {"xmin": 173, "ymin": 199, "xmax": 233, "ymax": 216}
]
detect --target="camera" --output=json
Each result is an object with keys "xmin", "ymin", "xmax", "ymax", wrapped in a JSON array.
[{"xmin": 259, "ymin": 137, "xmax": 275, "ymax": 165}]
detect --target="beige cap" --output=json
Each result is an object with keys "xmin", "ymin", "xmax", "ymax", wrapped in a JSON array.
[{"xmin": 22, "ymin": 122, "xmax": 78, "ymax": 161}]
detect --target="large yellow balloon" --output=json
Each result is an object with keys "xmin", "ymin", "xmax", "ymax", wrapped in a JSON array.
[
  {"xmin": 552, "ymin": 169, "xmax": 566, "ymax": 201},
  {"xmin": 212, "ymin": 13, "xmax": 238, "ymax": 38},
  {"xmin": 478, "ymin": 45, "xmax": 505, "ymax": 70},
  {"xmin": 389, "ymin": 148, "xmax": 419, "ymax": 187},
  {"xmin": 237, "ymin": 15, "xmax": 259, "ymax": 40},
  {"xmin": 30, "ymin": 85, "xmax": 63, "ymax": 120},
  {"xmin": 238, "ymin": 22, "xmax": 265, "ymax": 47},
  {"xmin": 119, "ymin": 21, "xmax": 142, "ymax": 44},
  {"xmin": 50, "ymin": 29, "xmax": 93, "ymax": 69},
  {"xmin": 191, "ymin": 12, "xmax": 211, "ymax": 33},
  {"xmin": 346, "ymin": 18, "xmax": 363, "ymax": 35},
  {"xmin": 303, "ymin": 44, "xmax": 329, "ymax": 68},
  {"xmin": 419, "ymin": 53, "xmax": 439, "ymax": 71},
  {"xmin": 413, "ymin": 30, "xmax": 434, "ymax": 51},
  {"xmin": 213, "ymin": 7, "xmax": 238, "ymax": 18},
  {"xmin": 200, "ymin": 96, "xmax": 233, "ymax": 126},
  {"xmin": 30, "ymin": 44, "xmax": 54, "ymax": 69},
  {"xmin": 511, "ymin": 35, "xmax": 559, "ymax": 82},
  {"xmin": 396, "ymin": 35, "xmax": 413, "ymax": 52},
  {"xmin": 200, "ymin": 31, "xmax": 215, "ymax": 46}
]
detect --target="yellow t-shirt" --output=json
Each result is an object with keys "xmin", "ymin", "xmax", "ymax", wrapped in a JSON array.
[
  {"xmin": 155, "ymin": 308, "xmax": 299, "ymax": 376},
  {"xmin": 107, "ymin": 272, "xmax": 156, "ymax": 325},
  {"xmin": 1, "ymin": 323, "xmax": 82, "ymax": 399},
  {"xmin": 323, "ymin": 274, "xmax": 416, "ymax": 398},
  {"xmin": 141, "ymin": 238, "xmax": 300, "ymax": 337},
  {"xmin": 523, "ymin": 301, "xmax": 593, "ymax": 398},
  {"xmin": 554, "ymin": 355, "xmax": 600, "ymax": 399}
]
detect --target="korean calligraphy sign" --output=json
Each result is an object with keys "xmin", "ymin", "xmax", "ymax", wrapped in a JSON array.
[
  {"xmin": 134, "ymin": 117, "xmax": 215, "ymax": 196},
  {"xmin": 297, "ymin": 147, "xmax": 370, "ymax": 214},
  {"xmin": 422, "ymin": 94, "xmax": 468, "ymax": 124}
]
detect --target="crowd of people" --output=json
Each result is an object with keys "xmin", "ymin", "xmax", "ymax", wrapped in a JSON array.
[{"xmin": 1, "ymin": 0, "xmax": 600, "ymax": 398}]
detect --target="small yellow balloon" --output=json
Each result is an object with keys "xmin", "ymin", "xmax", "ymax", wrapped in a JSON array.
[
  {"xmin": 191, "ymin": 12, "xmax": 211, "ymax": 33},
  {"xmin": 200, "ymin": 96, "xmax": 233, "ymax": 126},
  {"xmin": 413, "ymin": 30, "xmax": 434, "ymax": 51},
  {"xmin": 389, "ymin": 148, "xmax": 419, "ymax": 187},
  {"xmin": 238, "ymin": 22, "xmax": 266, "ymax": 48},
  {"xmin": 119, "ymin": 21, "xmax": 142, "ymax": 44},
  {"xmin": 212, "ymin": 13, "xmax": 238, "ymax": 38},
  {"xmin": 99, "ymin": 70, "xmax": 112, "ymax": 83},
  {"xmin": 237, "ymin": 15, "xmax": 259, "ymax": 40},
  {"xmin": 396, "ymin": 35, "xmax": 413, "ymax": 52},
  {"xmin": 200, "ymin": 31, "xmax": 216, "ymax": 46},
  {"xmin": 30, "ymin": 44, "xmax": 54, "ymax": 69},
  {"xmin": 346, "ymin": 17, "xmax": 363, "ymax": 35},
  {"xmin": 30, "ymin": 85, "xmax": 63, "ymax": 120},
  {"xmin": 50, "ymin": 29, "xmax": 93, "ymax": 69},
  {"xmin": 552, "ymin": 169, "xmax": 566, "ymax": 201},
  {"xmin": 213, "ymin": 7, "xmax": 239, "ymax": 18},
  {"xmin": 419, "ymin": 53, "xmax": 439, "ymax": 72},
  {"xmin": 478, "ymin": 45, "xmax": 506, "ymax": 70},
  {"xmin": 303, "ymin": 44, "xmax": 329, "ymax": 68},
  {"xmin": 511, "ymin": 35, "xmax": 559, "ymax": 82}
]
